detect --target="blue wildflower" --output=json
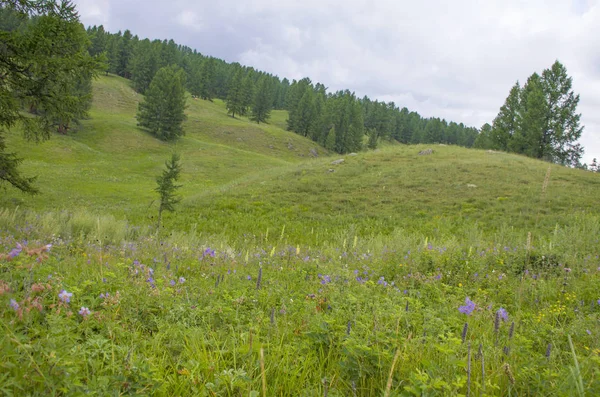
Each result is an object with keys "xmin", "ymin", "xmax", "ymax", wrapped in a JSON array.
[
  {"xmin": 58, "ymin": 290, "xmax": 72, "ymax": 303},
  {"xmin": 170, "ymin": 280, "xmax": 176, "ymax": 286},
  {"xmin": 178, "ymin": 277, "xmax": 186, "ymax": 284},
  {"xmin": 9, "ymin": 299, "xmax": 19, "ymax": 311},
  {"xmin": 497, "ymin": 307, "xmax": 508, "ymax": 322},
  {"xmin": 458, "ymin": 297, "xmax": 476, "ymax": 315},
  {"xmin": 8, "ymin": 243, "xmax": 22, "ymax": 258}
]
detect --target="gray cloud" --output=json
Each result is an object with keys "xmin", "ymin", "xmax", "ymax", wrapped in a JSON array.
[{"xmin": 75, "ymin": 0, "xmax": 600, "ymax": 163}]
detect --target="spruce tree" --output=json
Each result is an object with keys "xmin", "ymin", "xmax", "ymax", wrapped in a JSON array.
[
  {"xmin": 136, "ymin": 65, "xmax": 187, "ymax": 141},
  {"xmin": 155, "ymin": 153, "xmax": 182, "ymax": 229},
  {"xmin": 251, "ymin": 76, "xmax": 273, "ymax": 124}
]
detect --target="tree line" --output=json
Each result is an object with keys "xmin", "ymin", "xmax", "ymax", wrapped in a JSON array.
[{"xmin": 86, "ymin": 25, "xmax": 482, "ymax": 153}]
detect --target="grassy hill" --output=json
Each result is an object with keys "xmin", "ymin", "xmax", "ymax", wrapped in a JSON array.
[
  {"xmin": 3, "ymin": 73, "xmax": 599, "ymax": 246},
  {"xmin": 2, "ymin": 74, "xmax": 600, "ymax": 395},
  {"xmin": 2, "ymin": 74, "xmax": 324, "ymax": 222}
]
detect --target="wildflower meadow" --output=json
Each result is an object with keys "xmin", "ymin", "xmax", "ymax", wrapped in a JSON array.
[{"xmin": 1, "ymin": 210, "xmax": 599, "ymax": 396}]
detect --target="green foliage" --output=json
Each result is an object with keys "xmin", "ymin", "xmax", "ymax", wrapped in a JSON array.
[
  {"xmin": 155, "ymin": 153, "xmax": 182, "ymax": 228},
  {"xmin": 136, "ymin": 65, "xmax": 187, "ymax": 141},
  {"xmin": 491, "ymin": 61, "xmax": 584, "ymax": 166},
  {"xmin": 251, "ymin": 76, "xmax": 273, "ymax": 124},
  {"xmin": 240, "ymin": 72, "xmax": 255, "ymax": 116},
  {"xmin": 226, "ymin": 68, "xmax": 245, "ymax": 118},
  {"xmin": 0, "ymin": 0, "xmax": 103, "ymax": 194},
  {"xmin": 129, "ymin": 38, "xmax": 159, "ymax": 93}
]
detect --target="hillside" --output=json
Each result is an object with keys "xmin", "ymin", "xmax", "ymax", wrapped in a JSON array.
[
  {"xmin": 2, "ymin": 74, "xmax": 600, "ymax": 397},
  {"xmin": 2, "ymin": 74, "xmax": 324, "ymax": 220},
  {"xmin": 3, "ymin": 74, "xmax": 600, "ymax": 246}
]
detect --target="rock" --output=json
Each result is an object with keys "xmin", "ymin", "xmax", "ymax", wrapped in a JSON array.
[
  {"xmin": 268, "ymin": 145, "xmax": 274, "ymax": 149},
  {"xmin": 487, "ymin": 150, "xmax": 496, "ymax": 153},
  {"xmin": 439, "ymin": 144, "xmax": 447, "ymax": 146},
  {"xmin": 348, "ymin": 153, "xmax": 358, "ymax": 156},
  {"xmin": 309, "ymin": 148, "xmax": 319, "ymax": 157},
  {"xmin": 328, "ymin": 169, "xmax": 335, "ymax": 173},
  {"xmin": 467, "ymin": 184, "xmax": 477, "ymax": 188},
  {"xmin": 287, "ymin": 142, "xmax": 294, "ymax": 150},
  {"xmin": 418, "ymin": 149, "xmax": 434, "ymax": 156},
  {"xmin": 331, "ymin": 159, "xmax": 345, "ymax": 165}
]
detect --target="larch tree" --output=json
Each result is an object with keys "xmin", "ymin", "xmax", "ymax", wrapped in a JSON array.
[
  {"xmin": 136, "ymin": 65, "xmax": 187, "ymax": 141},
  {"xmin": 251, "ymin": 76, "xmax": 273, "ymax": 124},
  {"xmin": 0, "ymin": 0, "xmax": 102, "ymax": 193},
  {"xmin": 226, "ymin": 68, "xmax": 244, "ymax": 118}
]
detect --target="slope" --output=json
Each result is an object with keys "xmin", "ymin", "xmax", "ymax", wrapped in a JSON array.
[{"xmin": 1, "ymin": 74, "xmax": 325, "ymax": 222}]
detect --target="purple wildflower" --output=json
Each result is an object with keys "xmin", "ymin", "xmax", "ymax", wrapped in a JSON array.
[
  {"xmin": 58, "ymin": 290, "xmax": 72, "ymax": 303},
  {"xmin": 79, "ymin": 307, "xmax": 91, "ymax": 317},
  {"xmin": 203, "ymin": 248, "xmax": 216, "ymax": 258},
  {"xmin": 458, "ymin": 297, "xmax": 476, "ymax": 315},
  {"xmin": 9, "ymin": 299, "xmax": 19, "ymax": 311},
  {"xmin": 497, "ymin": 307, "xmax": 508, "ymax": 322},
  {"xmin": 178, "ymin": 277, "xmax": 186, "ymax": 284},
  {"xmin": 170, "ymin": 280, "xmax": 176, "ymax": 286},
  {"xmin": 587, "ymin": 329, "xmax": 592, "ymax": 335},
  {"xmin": 247, "ymin": 275, "xmax": 252, "ymax": 280},
  {"xmin": 8, "ymin": 243, "xmax": 22, "ymax": 258}
]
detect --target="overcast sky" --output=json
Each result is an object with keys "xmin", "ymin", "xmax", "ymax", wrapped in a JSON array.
[{"xmin": 74, "ymin": 0, "xmax": 600, "ymax": 163}]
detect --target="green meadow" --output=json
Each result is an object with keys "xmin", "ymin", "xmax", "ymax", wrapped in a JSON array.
[{"xmin": 1, "ymin": 75, "xmax": 599, "ymax": 396}]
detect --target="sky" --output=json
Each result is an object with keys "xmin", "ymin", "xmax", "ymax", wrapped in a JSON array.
[{"xmin": 74, "ymin": 0, "xmax": 600, "ymax": 163}]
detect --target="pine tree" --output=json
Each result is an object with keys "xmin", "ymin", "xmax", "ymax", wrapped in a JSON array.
[
  {"xmin": 226, "ymin": 69, "xmax": 244, "ymax": 118},
  {"xmin": 136, "ymin": 65, "xmax": 187, "ymax": 141},
  {"xmin": 155, "ymin": 153, "xmax": 182, "ymax": 229},
  {"xmin": 251, "ymin": 76, "xmax": 273, "ymax": 124}
]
